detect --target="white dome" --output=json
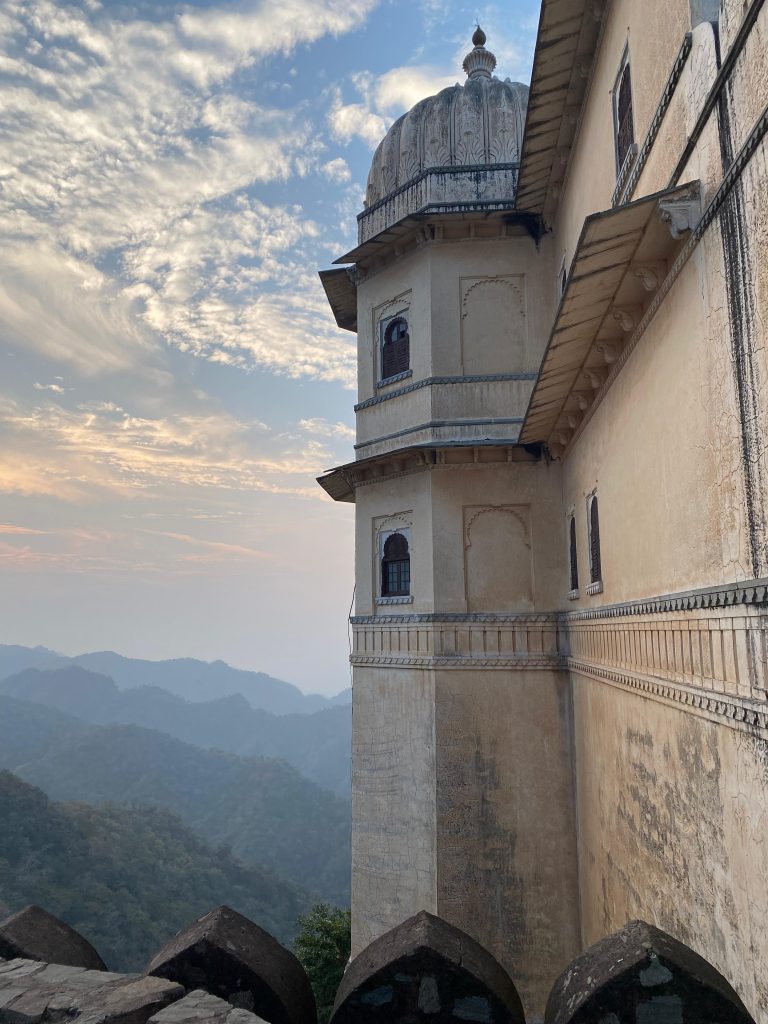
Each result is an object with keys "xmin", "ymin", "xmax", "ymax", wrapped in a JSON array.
[{"xmin": 365, "ymin": 30, "xmax": 529, "ymax": 209}]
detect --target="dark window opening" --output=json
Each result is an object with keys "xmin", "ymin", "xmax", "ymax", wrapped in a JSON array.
[
  {"xmin": 569, "ymin": 516, "xmax": 579, "ymax": 592},
  {"xmin": 589, "ymin": 497, "xmax": 602, "ymax": 584},
  {"xmin": 381, "ymin": 532, "xmax": 410, "ymax": 597},
  {"xmin": 615, "ymin": 61, "xmax": 634, "ymax": 171},
  {"xmin": 382, "ymin": 316, "xmax": 409, "ymax": 380}
]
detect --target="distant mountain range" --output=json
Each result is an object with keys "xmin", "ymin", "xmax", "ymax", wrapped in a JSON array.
[
  {"xmin": 0, "ymin": 644, "xmax": 353, "ymax": 920},
  {"xmin": 0, "ymin": 693, "xmax": 350, "ymax": 906},
  {"xmin": 0, "ymin": 665, "xmax": 351, "ymax": 797},
  {"xmin": 0, "ymin": 645, "xmax": 351, "ymax": 715},
  {"xmin": 0, "ymin": 770, "xmax": 309, "ymax": 972}
]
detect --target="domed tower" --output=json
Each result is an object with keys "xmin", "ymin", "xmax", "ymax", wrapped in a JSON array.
[{"xmin": 319, "ymin": 31, "xmax": 580, "ymax": 1016}]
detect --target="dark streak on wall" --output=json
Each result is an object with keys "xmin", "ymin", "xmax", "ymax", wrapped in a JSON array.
[{"xmin": 716, "ymin": 81, "xmax": 767, "ymax": 577}]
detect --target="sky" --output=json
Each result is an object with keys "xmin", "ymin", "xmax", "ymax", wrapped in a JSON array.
[{"xmin": 0, "ymin": 0, "xmax": 539, "ymax": 695}]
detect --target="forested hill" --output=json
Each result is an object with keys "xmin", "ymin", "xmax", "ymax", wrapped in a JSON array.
[
  {"xmin": 0, "ymin": 694, "xmax": 351, "ymax": 907},
  {"xmin": 0, "ymin": 644, "xmax": 351, "ymax": 714},
  {"xmin": 0, "ymin": 771, "xmax": 309, "ymax": 972},
  {"xmin": 0, "ymin": 666, "xmax": 350, "ymax": 796}
]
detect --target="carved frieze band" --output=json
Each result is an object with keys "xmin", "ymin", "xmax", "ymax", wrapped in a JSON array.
[
  {"xmin": 351, "ymin": 613, "xmax": 563, "ymax": 670},
  {"xmin": 351, "ymin": 585, "xmax": 768, "ymax": 733},
  {"xmin": 569, "ymin": 659, "xmax": 768, "ymax": 735}
]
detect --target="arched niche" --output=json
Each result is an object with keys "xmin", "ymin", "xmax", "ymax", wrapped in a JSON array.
[
  {"xmin": 464, "ymin": 505, "xmax": 533, "ymax": 612},
  {"xmin": 460, "ymin": 276, "xmax": 527, "ymax": 375},
  {"xmin": 330, "ymin": 910, "xmax": 525, "ymax": 1024},
  {"xmin": 545, "ymin": 919, "xmax": 756, "ymax": 1024}
]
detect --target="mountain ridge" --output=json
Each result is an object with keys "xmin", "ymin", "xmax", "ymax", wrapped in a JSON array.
[
  {"xmin": 0, "ymin": 665, "xmax": 351, "ymax": 796},
  {"xmin": 0, "ymin": 644, "xmax": 351, "ymax": 715},
  {"xmin": 0, "ymin": 770, "xmax": 309, "ymax": 972},
  {"xmin": 0, "ymin": 693, "xmax": 351, "ymax": 906}
]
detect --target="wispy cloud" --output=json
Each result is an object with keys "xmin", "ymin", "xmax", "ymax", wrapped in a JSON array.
[
  {"xmin": 0, "ymin": 0, "xmax": 363, "ymax": 386},
  {"xmin": 299, "ymin": 417, "xmax": 355, "ymax": 440},
  {"xmin": 0, "ymin": 395, "xmax": 335, "ymax": 501}
]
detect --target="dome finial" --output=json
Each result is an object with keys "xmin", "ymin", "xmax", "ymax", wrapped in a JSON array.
[{"xmin": 463, "ymin": 25, "xmax": 497, "ymax": 79}]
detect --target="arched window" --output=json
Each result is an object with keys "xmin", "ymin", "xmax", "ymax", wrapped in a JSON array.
[
  {"xmin": 614, "ymin": 58, "xmax": 634, "ymax": 171},
  {"xmin": 569, "ymin": 515, "xmax": 579, "ymax": 592},
  {"xmin": 589, "ymin": 495, "xmax": 601, "ymax": 584},
  {"xmin": 381, "ymin": 316, "xmax": 409, "ymax": 380},
  {"xmin": 381, "ymin": 532, "xmax": 410, "ymax": 597}
]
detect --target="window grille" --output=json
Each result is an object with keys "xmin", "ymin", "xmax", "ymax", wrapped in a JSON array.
[
  {"xmin": 615, "ymin": 61, "xmax": 634, "ymax": 172},
  {"xmin": 381, "ymin": 316, "xmax": 409, "ymax": 379},
  {"xmin": 569, "ymin": 516, "xmax": 579, "ymax": 592},
  {"xmin": 381, "ymin": 532, "xmax": 410, "ymax": 596},
  {"xmin": 589, "ymin": 497, "xmax": 602, "ymax": 584}
]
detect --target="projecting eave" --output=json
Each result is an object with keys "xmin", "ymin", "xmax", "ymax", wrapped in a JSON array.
[
  {"xmin": 515, "ymin": 0, "xmax": 608, "ymax": 220},
  {"xmin": 520, "ymin": 180, "xmax": 701, "ymax": 452},
  {"xmin": 317, "ymin": 441, "xmax": 543, "ymax": 504},
  {"xmin": 319, "ymin": 268, "xmax": 357, "ymax": 332}
]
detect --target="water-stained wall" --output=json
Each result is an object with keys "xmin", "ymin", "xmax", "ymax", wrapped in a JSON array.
[{"xmin": 572, "ymin": 676, "xmax": 768, "ymax": 1020}]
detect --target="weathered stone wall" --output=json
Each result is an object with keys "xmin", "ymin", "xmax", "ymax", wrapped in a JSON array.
[
  {"xmin": 351, "ymin": 666, "xmax": 437, "ymax": 955},
  {"xmin": 571, "ymin": 675, "xmax": 768, "ymax": 1020},
  {"xmin": 554, "ymin": 2, "xmax": 768, "ymax": 1019},
  {"xmin": 434, "ymin": 668, "xmax": 580, "ymax": 1018}
]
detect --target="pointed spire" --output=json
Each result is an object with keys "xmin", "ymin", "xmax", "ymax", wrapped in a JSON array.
[{"xmin": 462, "ymin": 25, "xmax": 497, "ymax": 80}]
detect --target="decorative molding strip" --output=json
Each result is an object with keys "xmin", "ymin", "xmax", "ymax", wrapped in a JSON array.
[
  {"xmin": 569, "ymin": 658, "xmax": 768, "ymax": 735},
  {"xmin": 355, "ymin": 373, "xmax": 538, "ymax": 412},
  {"xmin": 376, "ymin": 369, "xmax": 412, "ymax": 389},
  {"xmin": 376, "ymin": 596, "xmax": 413, "ymax": 605},
  {"xmin": 618, "ymin": 33, "xmax": 693, "ymax": 205},
  {"xmin": 351, "ymin": 612, "xmax": 559, "ymax": 625},
  {"xmin": 564, "ymin": 577, "xmax": 768, "ymax": 620},
  {"xmin": 563, "ymin": 101, "xmax": 768, "ymax": 456},
  {"xmin": 351, "ymin": 654, "xmax": 563, "ymax": 669},
  {"xmin": 354, "ymin": 417, "xmax": 524, "ymax": 450}
]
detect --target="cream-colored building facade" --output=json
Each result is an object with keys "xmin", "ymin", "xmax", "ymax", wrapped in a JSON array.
[{"xmin": 319, "ymin": 1, "xmax": 768, "ymax": 1019}]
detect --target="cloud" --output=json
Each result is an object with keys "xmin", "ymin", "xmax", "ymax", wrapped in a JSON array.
[
  {"xmin": 143, "ymin": 530, "xmax": 269, "ymax": 562},
  {"xmin": 33, "ymin": 382, "xmax": 65, "ymax": 393},
  {"xmin": 0, "ymin": 394, "xmax": 335, "ymax": 502},
  {"xmin": 0, "ymin": 524, "xmax": 47, "ymax": 535},
  {"xmin": 0, "ymin": 0, "xmax": 363, "ymax": 387},
  {"xmin": 327, "ymin": 13, "xmax": 534, "ymax": 149},
  {"xmin": 299, "ymin": 417, "xmax": 355, "ymax": 440},
  {"xmin": 321, "ymin": 157, "xmax": 353, "ymax": 184}
]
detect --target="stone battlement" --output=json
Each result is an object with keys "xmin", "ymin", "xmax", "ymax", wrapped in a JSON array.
[{"xmin": 0, "ymin": 904, "xmax": 757, "ymax": 1024}]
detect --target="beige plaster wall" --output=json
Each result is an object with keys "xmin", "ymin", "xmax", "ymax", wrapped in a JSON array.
[
  {"xmin": 561, "ymin": 243, "xmax": 748, "ymax": 604},
  {"xmin": 355, "ymin": 232, "xmax": 556, "ymax": 456},
  {"xmin": 435, "ymin": 667, "xmax": 580, "ymax": 1019},
  {"xmin": 353, "ymin": 470, "xmax": 433, "ymax": 616},
  {"xmin": 350, "ymin": 666, "xmax": 437, "ymax": 954},
  {"xmin": 354, "ymin": 459, "xmax": 567, "ymax": 616},
  {"xmin": 356, "ymin": 247, "xmax": 432, "ymax": 403},
  {"xmin": 552, "ymin": 0, "xmax": 692, "ymax": 260},
  {"xmin": 429, "ymin": 460, "xmax": 566, "ymax": 613},
  {"xmin": 572, "ymin": 672, "xmax": 768, "ymax": 1020}
]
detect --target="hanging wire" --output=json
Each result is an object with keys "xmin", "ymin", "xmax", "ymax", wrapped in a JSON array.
[{"xmin": 347, "ymin": 582, "xmax": 356, "ymax": 690}]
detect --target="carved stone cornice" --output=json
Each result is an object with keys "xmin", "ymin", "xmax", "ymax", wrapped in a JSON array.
[
  {"xmin": 563, "ymin": 577, "xmax": 768, "ymax": 619},
  {"xmin": 351, "ymin": 654, "xmax": 563, "ymax": 670},
  {"xmin": 569, "ymin": 658, "xmax": 768, "ymax": 735}
]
